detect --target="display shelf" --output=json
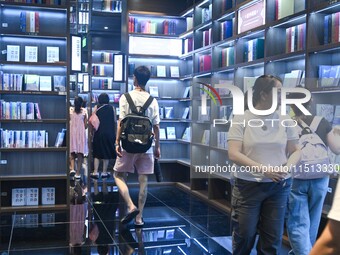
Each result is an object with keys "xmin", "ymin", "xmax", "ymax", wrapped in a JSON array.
[{"xmin": 0, "ymin": 0, "xmax": 69, "ymax": 214}]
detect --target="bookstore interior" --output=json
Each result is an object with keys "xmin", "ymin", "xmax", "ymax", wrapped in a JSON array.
[{"xmin": 1, "ymin": 0, "xmax": 340, "ymax": 254}]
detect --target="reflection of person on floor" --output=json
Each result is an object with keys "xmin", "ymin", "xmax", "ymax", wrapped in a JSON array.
[
  {"xmin": 69, "ymin": 180, "xmax": 86, "ymax": 247},
  {"xmin": 90, "ymin": 179, "xmax": 119, "ymax": 254}
]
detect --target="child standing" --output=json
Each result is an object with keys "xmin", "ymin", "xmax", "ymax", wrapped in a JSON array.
[{"xmin": 70, "ymin": 96, "xmax": 87, "ymax": 179}]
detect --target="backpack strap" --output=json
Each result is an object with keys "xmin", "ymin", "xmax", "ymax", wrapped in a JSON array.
[
  {"xmin": 124, "ymin": 93, "xmax": 138, "ymax": 114},
  {"xmin": 309, "ymin": 116, "xmax": 323, "ymax": 133},
  {"xmin": 140, "ymin": 95, "xmax": 154, "ymax": 115},
  {"xmin": 124, "ymin": 93, "xmax": 154, "ymax": 115}
]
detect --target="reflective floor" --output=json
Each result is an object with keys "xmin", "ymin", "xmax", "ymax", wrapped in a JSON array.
[{"xmin": 0, "ymin": 180, "xmax": 290, "ymax": 254}]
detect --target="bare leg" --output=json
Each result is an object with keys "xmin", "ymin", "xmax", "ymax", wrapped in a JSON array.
[
  {"xmin": 93, "ymin": 158, "xmax": 100, "ymax": 174},
  {"xmin": 76, "ymin": 153, "xmax": 83, "ymax": 176},
  {"xmin": 114, "ymin": 172, "xmax": 136, "ymax": 212},
  {"xmin": 70, "ymin": 153, "xmax": 75, "ymax": 173},
  {"xmin": 102, "ymin": 159, "xmax": 109, "ymax": 174},
  {"xmin": 136, "ymin": 174, "xmax": 148, "ymax": 223}
]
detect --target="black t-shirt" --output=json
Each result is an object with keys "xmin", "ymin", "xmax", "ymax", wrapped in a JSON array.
[{"xmin": 300, "ymin": 116, "xmax": 332, "ymax": 146}]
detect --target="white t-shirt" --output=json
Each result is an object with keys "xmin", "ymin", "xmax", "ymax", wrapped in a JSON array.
[
  {"xmin": 328, "ymin": 179, "xmax": 340, "ymax": 222},
  {"xmin": 227, "ymin": 110, "xmax": 298, "ymax": 182},
  {"xmin": 119, "ymin": 89, "xmax": 160, "ymax": 153}
]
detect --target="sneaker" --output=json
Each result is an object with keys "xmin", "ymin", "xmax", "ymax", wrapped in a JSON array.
[
  {"xmin": 101, "ymin": 172, "xmax": 110, "ymax": 179},
  {"xmin": 70, "ymin": 170, "xmax": 76, "ymax": 177},
  {"xmin": 90, "ymin": 172, "xmax": 99, "ymax": 179},
  {"xmin": 75, "ymin": 174, "xmax": 81, "ymax": 180}
]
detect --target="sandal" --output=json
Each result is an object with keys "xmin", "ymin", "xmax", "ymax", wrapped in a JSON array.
[
  {"xmin": 134, "ymin": 218, "xmax": 144, "ymax": 227},
  {"xmin": 90, "ymin": 172, "xmax": 99, "ymax": 179}
]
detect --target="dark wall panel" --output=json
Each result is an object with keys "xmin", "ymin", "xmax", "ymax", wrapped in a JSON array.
[{"xmin": 128, "ymin": 0, "xmax": 194, "ymax": 16}]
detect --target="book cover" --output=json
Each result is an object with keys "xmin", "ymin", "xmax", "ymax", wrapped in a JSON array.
[
  {"xmin": 46, "ymin": 46, "xmax": 59, "ymax": 63},
  {"xmin": 24, "ymin": 74, "xmax": 40, "ymax": 91},
  {"xmin": 7, "ymin": 45, "xmax": 20, "ymax": 62},
  {"xmin": 160, "ymin": 128, "xmax": 166, "ymax": 139},
  {"xmin": 12, "ymin": 188, "xmax": 26, "ymax": 206},
  {"xmin": 149, "ymin": 86, "xmax": 159, "ymax": 97},
  {"xmin": 53, "ymin": 75, "xmax": 66, "ymax": 92},
  {"xmin": 182, "ymin": 127, "xmax": 191, "ymax": 141},
  {"xmin": 159, "ymin": 106, "xmax": 164, "ymax": 119},
  {"xmin": 34, "ymin": 103, "xmax": 41, "ymax": 120},
  {"xmin": 26, "ymin": 188, "xmax": 39, "ymax": 206},
  {"xmin": 164, "ymin": 106, "xmax": 174, "ymax": 119},
  {"xmin": 156, "ymin": 65, "xmax": 166, "ymax": 77},
  {"xmin": 41, "ymin": 213, "xmax": 55, "ymax": 227},
  {"xmin": 25, "ymin": 46, "xmax": 38, "ymax": 62},
  {"xmin": 170, "ymin": 66, "xmax": 180, "ymax": 78},
  {"xmin": 166, "ymin": 126, "xmax": 176, "ymax": 139},
  {"xmin": 182, "ymin": 87, "xmax": 190, "ymax": 98},
  {"xmin": 182, "ymin": 107, "xmax": 190, "ymax": 119},
  {"xmin": 201, "ymin": 129, "xmax": 210, "ymax": 145},
  {"xmin": 41, "ymin": 187, "xmax": 55, "ymax": 205},
  {"xmin": 277, "ymin": 0, "xmax": 294, "ymax": 19},
  {"xmin": 39, "ymin": 76, "xmax": 52, "ymax": 91}
]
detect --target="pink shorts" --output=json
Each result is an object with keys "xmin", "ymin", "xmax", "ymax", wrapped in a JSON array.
[{"xmin": 113, "ymin": 151, "xmax": 154, "ymax": 174}]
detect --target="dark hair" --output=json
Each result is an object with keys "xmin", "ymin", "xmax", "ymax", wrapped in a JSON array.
[
  {"xmin": 286, "ymin": 85, "xmax": 311, "ymax": 117},
  {"xmin": 74, "ymin": 96, "xmax": 83, "ymax": 114},
  {"xmin": 250, "ymin": 75, "xmax": 282, "ymax": 107},
  {"xmin": 98, "ymin": 93, "xmax": 109, "ymax": 105},
  {"xmin": 133, "ymin": 65, "xmax": 151, "ymax": 88}
]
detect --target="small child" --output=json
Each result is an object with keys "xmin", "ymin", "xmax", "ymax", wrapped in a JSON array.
[{"xmin": 70, "ymin": 96, "xmax": 87, "ymax": 179}]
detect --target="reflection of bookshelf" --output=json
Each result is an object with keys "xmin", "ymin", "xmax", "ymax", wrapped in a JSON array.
[{"xmin": 0, "ymin": 1, "xmax": 69, "ymax": 213}]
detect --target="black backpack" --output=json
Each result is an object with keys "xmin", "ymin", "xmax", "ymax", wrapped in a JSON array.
[{"xmin": 120, "ymin": 93, "xmax": 154, "ymax": 153}]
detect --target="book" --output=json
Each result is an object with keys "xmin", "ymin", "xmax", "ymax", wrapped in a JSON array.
[
  {"xmin": 41, "ymin": 187, "xmax": 55, "ymax": 205},
  {"xmin": 156, "ymin": 65, "xmax": 166, "ymax": 77},
  {"xmin": 182, "ymin": 87, "xmax": 190, "ymax": 98},
  {"xmin": 164, "ymin": 107, "xmax": 174, "ymax": 119},
  {"xmin": 24, "ymin": 74, "xmax": 40, "ymax": 91},
  {"xmin": 12, "ymin": 188, "xmax": 26, "ymax": 206},
  {"xmin": 7, "ymin": 45, "xmax": 20, "ymax": 62},
  {"xmin": 26, "ymin": 188, "xmax": 39, "ymax": 206},
  {"xmin": 53, "ymin": 75, "xmax": 66, "ymax": 92},
  {"xmin": 46, "ymin": 46, "xmax": 59, "ymax": 63},
  {"xmin": 41, "ymin": 213, "xmax": 55, "ymax": 227},
  {"xmin": 277, "ymin": 0, "xmax": 294, "ymax": 19},
  {"xmin": 182, "ymin": 107, "xmax": 190, "ymax": 119},
  {"xmin": 170, "ymin": 66, "xmax": 180, "ymax": 78},
  {"xmin": 159, "ymin": 106, "xmax": 164, "ymax": 119},
  {"xmin": 182, "ymin": 127, "xmax": 191, "ymax": 141},
  {"xmin": 201, "ymin": 130, "xmax": 210, "ymax": 145},
  {"xmin": 149, "ymin": 86, "xmax": 159, "ymax": 97},
  {"xmin": 159, "ymin": 128, "xmax": 166, "ymax": 139},
  {"xmin": 34, "ymin": 103, "xmax": 41, "ymax": 120},
  {"xmin": 39, "ymin": 76, "xmax": 52, "ymax": 91},
  {"xmin": 25, "ymin": 46, "xmax": 38, "ymax": 62},
  {"xmin": 166, "ymin": 127, "xmax": 176, "ymax": 139}
]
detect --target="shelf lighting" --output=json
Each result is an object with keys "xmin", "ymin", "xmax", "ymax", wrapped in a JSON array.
[
  {"xmin": 181, "ymin": 8, "xmax": 194, "ymax": 17},
  {"xmin": 194, "ymin": 72, "xmax": 212, "ymax": 78},
  {"xmin": 179, "ymin": 30, "xmax": 193, "ymax": 39},
  {"xmin": 197, "ymin": 0, "xmax": 210, "ymax": 8},
  {"xmin": 104, "ymin": 26, "xmax": 109, "ymax": 30},
  {"xmin": 216, "ymin": 12, "xmax": 235, "ymax": 22},
  {"xmin": 196, "ymin": 21, "xmax": 212, "ymax": 31},
  {"xmin": 272, "ymin": 14, "xmax": 306, "ymax": 28},
  {"xmin": 314, "ymin": 2, "xmax": 340, "ymax": 13}
]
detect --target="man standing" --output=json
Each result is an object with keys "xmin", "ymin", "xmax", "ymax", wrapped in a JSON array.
[{"xmin": 114, "ymin": 65, "xmax": 160, "ymax": 226}]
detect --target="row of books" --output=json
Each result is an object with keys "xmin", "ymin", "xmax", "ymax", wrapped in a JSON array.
[
  {"xmin": 128, "ymin": 63, "xmax": 180, "ymax": 78},
  {"xmin": 201, "ymin": 5, "xmax": 212, "ymax": 24},
  {"xmin": 0, "ymin": 101, "xmax": 41, "ymax": 120},
  {"xmin": 220, "ymin": 47, "xmax": 234, "ymax": 67},
  {"xmin": 324, "ymin": 11, "xmax": 340, "ymax": 44},
  {"xmin": 198, "ymin": 54, "xmax": 212, "ymax": 72},
  {"xmin": 128, "ymin": 18, "xmax": 177, "ymax": 35},
  {"xmin": 149, "ymin": 86, "xmax": 190, "ymax": 99},
  {"xmin": 198, "ymin": 106, "xmax": 211, "ymax": 122},
  {"xmin": 244, "ymin": 38, "xmax": 264, "ymax": 62},
  {"xmin": 20, "ymin": 11, "xmax": 40, "ymax": 33},
  {"xmin": 12, "ymin": 187, "xmax": 55, "ymax": 206},
  {"xmin": 7, "ymin": 45, "xmax": 59, "ymax": 63},
  {"xmin": 12, "ymin": 213, "xmax": 55, "ymax": 228},
  {"xmin": 159, "ymin": 127, "xmax": 176, "ymax": 140},
  {"xmin": 92, "ymin": 65, "xmax": 107, "ymax": 76},
  {"xmin": 219, "ymin": 105, "xmax": 233, "ymax": 120},
  {"xmin": 159, "ymin": 106, "xmax": 190, "ymax": 120},
  {"xmin": 286, "ymin": 24, "xmax": 306, "ymax": 53},
  {"xmin": 3, "ymin": 0, "xmax": 63, "ymax": 4},
  {"xmin": 318, "ymin": 65, "xmax": 340, "ymax": 87},
  {"xmin": 203, "ymin": 28, "xmax": 212, "ymax": 47},
  {"xmin": 91, "ymin": 92, "xmax": 120, "ymax": 103},
  {"xmin": 0, "ymin": 73, "xmax": 66, "ymax": 92},
  {"xmin": 100, "ymin": 0, "xmax": 122, "ymax": 12},
  {"xmin": 79, "ymin": 11, "xmax": 89, "ymax": 25},
  {"xmin": 282, "ymin": 70, "xmax": 305, "ymax": 88},
  {"xmin": 0, "ymin": 129, "xmax": 48, "ymax": 148},
  {"xmin": 99, "ymin": 52, "xmax": 114, "ymax": 63},
  {"xmin": 220, "ymin": 20, "xmax": 233, "ymax": 41}
]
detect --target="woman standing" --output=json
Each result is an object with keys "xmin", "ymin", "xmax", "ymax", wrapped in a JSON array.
[
  {"xmin": 91, "ymin": 93, "xmax": 116, "ymax": 179},
  {"xmin": 227, "ymin": 75, "xmax": 300, "ymax": 254}
]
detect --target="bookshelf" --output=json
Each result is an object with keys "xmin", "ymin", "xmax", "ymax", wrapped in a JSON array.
[
  {"xmin": 126, "ymin": 11, "xmax": 192, "ymax": 172},
  {"xmin": 181, "ymin": 0, "xmax": 340, "ymax": 212},
  {"xmin": 0, "ymin": 1, "xmax": 69, "ymax": 212}
]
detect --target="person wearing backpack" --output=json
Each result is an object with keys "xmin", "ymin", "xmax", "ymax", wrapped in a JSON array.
[
  {"xmin": 286, "ymin": 89, "xmax": 340, "ymax": 255},
  {"xmin": 114, "ymin": 65, "xmax": 160, "ymax": 226}
]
